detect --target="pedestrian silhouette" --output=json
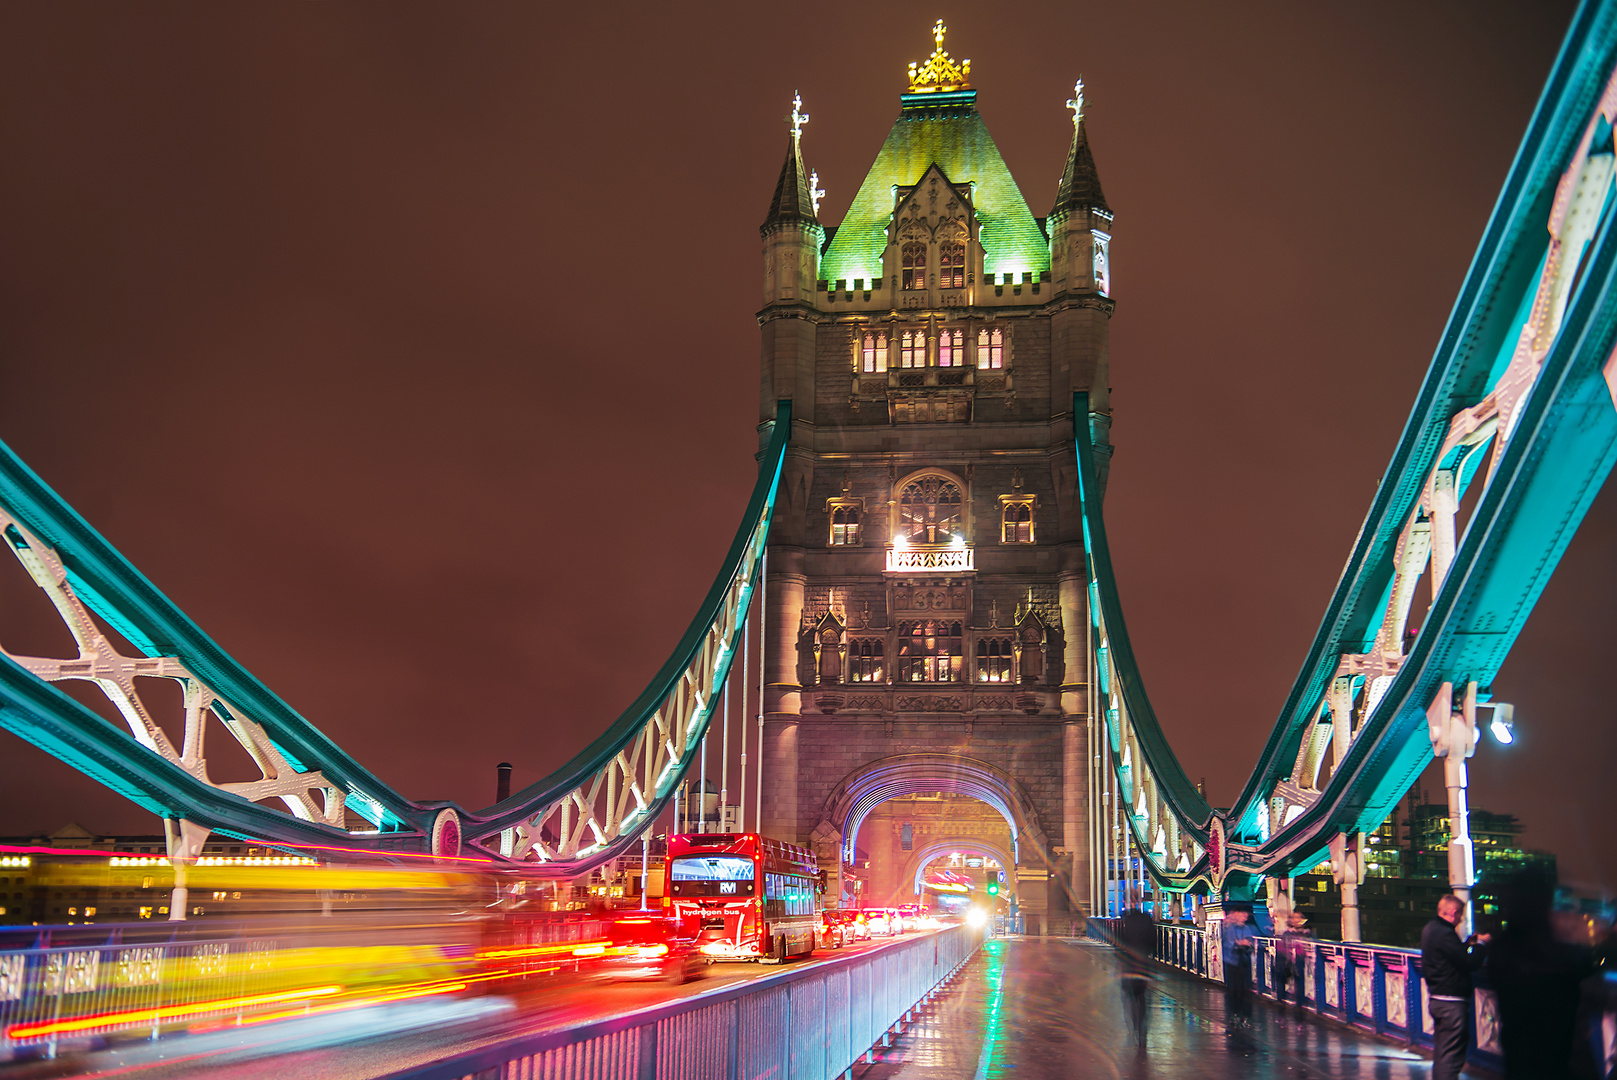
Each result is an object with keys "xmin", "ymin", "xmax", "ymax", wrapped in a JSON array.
[
  {"xmin": 1488, "ymin": 868, "xmax": 1596, "ymax": 1079},
  {"xmin": 1117, "ymin": 906, "xmax": 1155, "ymax": 1048}
]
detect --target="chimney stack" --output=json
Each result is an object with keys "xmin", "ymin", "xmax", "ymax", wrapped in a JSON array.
[{"xmin": 496, "ymin": 762, "xmax": 513, "ymax": 803}]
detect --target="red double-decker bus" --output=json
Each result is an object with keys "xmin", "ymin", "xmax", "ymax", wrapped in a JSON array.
[{"xmin": 666, "ymin": 833, "xmax": 817, "ymax": 962}]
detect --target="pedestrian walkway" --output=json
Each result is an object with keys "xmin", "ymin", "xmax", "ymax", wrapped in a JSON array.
[{"xmin": 856, "ymin": 936, "xmax": 1452, "ymax": 1079}]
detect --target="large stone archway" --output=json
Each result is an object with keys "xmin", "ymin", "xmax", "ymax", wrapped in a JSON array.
[
  {"xmin": 901, "ymin": 836, "xmax": 1017, "ymax": 900},
  {"xmin": 814, "ymin": 753, "xmax": 1051, "ymax": 865}
]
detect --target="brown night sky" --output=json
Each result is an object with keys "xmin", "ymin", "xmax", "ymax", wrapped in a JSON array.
[{"xmin": 0, "ymin": 3, "xmax": 1611, "ymax": 890}]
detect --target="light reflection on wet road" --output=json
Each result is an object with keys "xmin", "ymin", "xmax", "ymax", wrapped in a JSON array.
[
  {"xmin": 4, "ymin": 935, "xmax": 1450, "ymax": 1078},
  {"xmin": 859, "ymin": 937, "xmax": 1436, "ymax": 1079}
]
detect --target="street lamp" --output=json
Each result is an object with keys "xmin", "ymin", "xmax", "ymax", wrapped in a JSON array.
[{"xmin": 1480, "ymin": 701, "xmax": 1515, "ymax": 745}]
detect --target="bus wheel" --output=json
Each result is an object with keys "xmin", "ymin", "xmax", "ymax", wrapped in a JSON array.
[{"xmin": 663, "ymin": 959, "xmax": 687, "ymax": 985}]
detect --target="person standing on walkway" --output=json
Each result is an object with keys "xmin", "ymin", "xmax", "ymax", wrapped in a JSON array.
[
  {"xmin": 1277, "ymin": 909, "xmax": 1315, "ymax": 1010},
  {"xmin": 1487, "ymin": 869, "xmax": 1596, "ymax": 1079},
  {"xmin": 1117, "ymin": 905, "xmax": 1156, "ymax": 1048},
  {"xmin": 1220, "ymin": 904, "xmax": 1258, "ymax": 1037},
  {"xmin": 1421, "ymin": 894, "xmax": 1491, "ymax": 1080}
]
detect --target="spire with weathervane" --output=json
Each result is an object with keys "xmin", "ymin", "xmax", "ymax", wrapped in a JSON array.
[
  {"xmin": 1052, "ymin": 78, "xmax": 1108, "ymax": 217},
  {"xmin": 759, "ymin": 91, "xmax": 826, "ymax": 424},
  {"xmin": 761, "ymin": 92, "xmax": 821, "ymax": 232}
]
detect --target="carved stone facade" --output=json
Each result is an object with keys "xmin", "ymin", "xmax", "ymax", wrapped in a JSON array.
[{"xmin": 756, "ymin": 44, "xmax": 1114, "ymax": 929}]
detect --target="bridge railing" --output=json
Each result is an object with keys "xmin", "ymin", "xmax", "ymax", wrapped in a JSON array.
[
  {"xmin": 379, "ymin": 924, "xmax": 983, "ymax": 1080},
  {"xmin": 0, "ymin": 913, "xmax": 504, "ymax": 1060},
  {"xmin": 1089, "ymin": 918, "xmax": 1616, "ymax": 1074}
]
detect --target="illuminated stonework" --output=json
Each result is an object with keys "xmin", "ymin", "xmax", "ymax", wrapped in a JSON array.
[
  {"xmin": 885, "ymin": 546, "xmax": 974, "ymax": 573},
  {"xmin": 757, "ymin": 37, "xmax": 1116, "ymax": 931}
]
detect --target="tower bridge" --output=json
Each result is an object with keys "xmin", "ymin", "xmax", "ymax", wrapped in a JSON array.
[{"xmin": 0, "ymin": 6, "xmax": 1615, "ymax": 1076}]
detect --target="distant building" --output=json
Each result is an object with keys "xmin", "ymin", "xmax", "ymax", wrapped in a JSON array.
[{"xmin": 1287, "ymin": 797, "xmax": 1555, "ymax": 946}]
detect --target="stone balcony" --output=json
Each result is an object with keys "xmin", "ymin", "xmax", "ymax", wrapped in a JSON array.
[
  {"xmin": 806, "ymin": 686, "xmax": 1054, "ymax": 716},
  {"xmin": 885, "ymin": 544, "xmax": 974, "ymax": 573}
]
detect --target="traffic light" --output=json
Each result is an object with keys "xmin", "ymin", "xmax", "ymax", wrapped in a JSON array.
[{"xmin": 986, "ymin": 879, "xmax": 999, "ymax": 896}]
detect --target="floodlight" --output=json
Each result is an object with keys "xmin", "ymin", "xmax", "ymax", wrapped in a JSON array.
[{"xmin": 1487, "ymin": 702, "xmax": 1515, "ymax": 745}]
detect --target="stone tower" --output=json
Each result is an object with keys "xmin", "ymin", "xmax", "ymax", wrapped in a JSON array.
[{"xmin": 757, "ymin": 27, "xmax": 1114, "ymax": 929}]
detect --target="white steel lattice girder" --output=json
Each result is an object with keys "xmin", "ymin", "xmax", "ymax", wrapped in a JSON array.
[{"xmin": 0, "ymin": 511, "xmax": 345, "ymax": 831}]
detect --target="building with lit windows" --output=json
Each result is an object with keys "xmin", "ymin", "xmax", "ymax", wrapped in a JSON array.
[
  {"xmin": 756, "ymin": 24, "xmax": 1113, "ymax": 930},
  {"xmin": 1288, "ymin": 798, "xmax": 1555, "ymax": 945}
]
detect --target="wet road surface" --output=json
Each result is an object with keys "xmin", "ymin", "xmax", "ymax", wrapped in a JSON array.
[{"xmin": 858, "ymin": 936, "xmax": 1447, "ymax": 1080}]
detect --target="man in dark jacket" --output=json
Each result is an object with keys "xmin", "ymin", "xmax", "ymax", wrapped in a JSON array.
[{"xmin": 1421, "ymin": 894, "xmax": 1491, "ymax": 1080}]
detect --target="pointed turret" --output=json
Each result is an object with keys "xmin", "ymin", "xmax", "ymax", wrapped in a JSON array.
[
  {"xmin": 760, "ymin": 134, "xmax": 819, "ymax": 233},
  {"xmin": 1052, "ymin": 115, "xmax": 1109, "ymax": 216},
  {"xmin": 1046, "ymin": 78, "xmax": 1116, "ymax": 483},
  {"xmin": 760, "ymin": 92, "xmax": 825, "ymax": 427},
  {"xmin": 1048, "ymin": 79, "xmax": 1114, "ymax": 303}
]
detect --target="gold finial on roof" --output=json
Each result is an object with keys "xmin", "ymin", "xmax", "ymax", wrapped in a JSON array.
[
  {"xmin": 810, "ymin": 169, "xmax": 825, "ymax": 216},
  {"xmin": 1067, "ymin": 78, "xmax": 1085, "ymax": 127},
  {"xmin": 906, "ymin": 20, "xmax": 972, "ymax": 93}
]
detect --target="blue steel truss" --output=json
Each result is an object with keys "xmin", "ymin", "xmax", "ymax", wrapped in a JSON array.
[
  {"xmin": 1080, "ymin": 0, "xmax": 1617, "ymax": 895},
  {"xmin": 0, "ymin": 403, "xmax": 789, "ymax": 875}
]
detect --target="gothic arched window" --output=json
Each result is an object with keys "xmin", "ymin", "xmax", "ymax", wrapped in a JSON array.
[
  {"xmin": 1002, "ymin": 501, "xmax": 1033, "ymax": 544},
  {"xmin": 898, "ymin": 474, "xmax": 963, "ymax": 544},
  {"xmin": 900, "ymin": 329, "xmax": 924, "ymax": 368},
  {"xmin": 937, "ymin": 328, "xmax": 963, "ymax": 368},
  {"xmin": 829, "ymin": 503, "xmax": 862, "ymax": 546},
  {"xmin": 848, "ymin": 639, "xmax": 884, "ymax": 683},
  {"xmin": 860, "ymin": 331, "xmax": 887, "ymax": 374},
  {"xmin": 940, "ymin": 242, "xmax": 966, "ymax": 289},
  {"xmin": 898, "ymin": 620, "xmax": 962, "ymax": 682},
  {"xmin": 901, "ymin": 243, "xmax": 927, "ymax": 290},
  {"xmin": 976, "ymin": 327, "xmax": 1004, "ymax": 369},
  {"xmin": 976, "ymin": 638, "xmax": 1014, "ymax": 683}
]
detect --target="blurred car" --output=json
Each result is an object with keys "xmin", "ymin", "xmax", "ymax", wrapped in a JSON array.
[
  {"xmin": 818, "ymin": 910, "xmax": 847, "ymax": 949},
  {"xmin": 846, "ymin": 910, "xmax": 872, "ymax": 940},
  {"xmin": 865, "ymin": 909, "xmax": 895, "ymax": 936},
  {"xmin": 579, "ymin": 916, "xmax": 706, "ymax": 984},
  {"xmin": 826, "ymin": 909, "xmax": 863, "ymax": 946}
]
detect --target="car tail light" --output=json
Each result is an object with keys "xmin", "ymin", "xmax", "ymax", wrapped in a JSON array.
[
  {"xmin": 573, "ymin": 944, "xmax": 606, "ymax": 957},
  {"xmin": 636, "ymin": 945, "xmax": 669, "ymax": 957}
]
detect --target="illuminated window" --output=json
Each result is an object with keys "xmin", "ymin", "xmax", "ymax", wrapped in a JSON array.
[
  {"xmin": 940, "ymin": 242, "xmax": 966, "ymax": 289},
  {"xmin": 898, "ymin": 620, "xmax": 962, "ymax": 682},
  {"xmin": 1001, "ymin": 499, "xmax": 1035, "ymax": 543},
  {"xmin": 848, "ymin": 639, "xmax": 884, "ymax": 683},
  {"xmin": 901, "ymin": 823, "xmax": 914, "ymax": 851},
  {"xmin": 976, "ymin": 327, "xmax": 1004, "ymax": 369},
  {"xmin": 902, "ymin": 243, "xmax": 927, "ymax": 289},
  {"xmin": 860, "ymin": 331, "xmax": 888, "ymax": 373},
  {"xmin": 828, "ymin": 502, "xmax": 862, "ymax": 546},
  {"xmin": 976, "ymin": 638, "xmax": 1014, "ymax": 683},
  {"xmin": 898, "ymin": 474, "xmax": 963, "ymax": 544},
  {"xmin": 900, "ymin": 329, "xmax": 924, "ymax": 368},
  {"xmin": 937, "ymin": 329, "xmax": 963, "ymax": 367}
]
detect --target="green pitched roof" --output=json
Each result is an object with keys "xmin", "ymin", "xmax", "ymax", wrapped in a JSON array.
[{"xmin": 820, "ymin": 91, "xmax": 1050, "ymax": 286}]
